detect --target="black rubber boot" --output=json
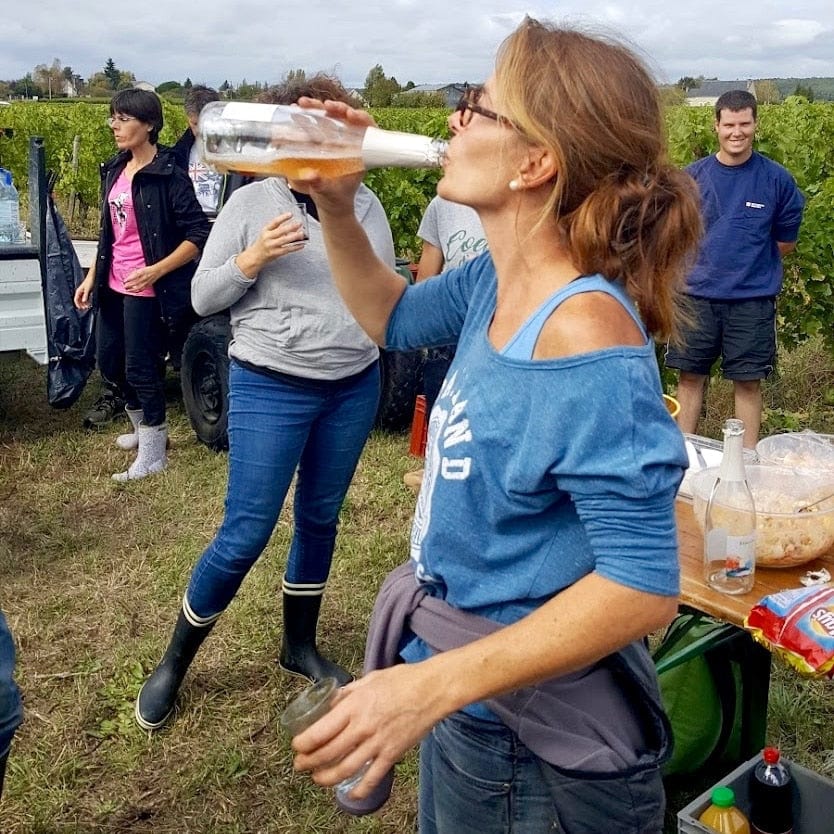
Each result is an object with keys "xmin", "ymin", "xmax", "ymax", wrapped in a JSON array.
[
  {"xmin": 135, "ymin": 609, "xmax": 215, "ymax": 731},
  {"xmin": 0, "ymin": 748, "xmax": 8, "ymax": 800},
  {"xmin": 279, "ymin": 593, "xmax": 353, "ymax": 686}
]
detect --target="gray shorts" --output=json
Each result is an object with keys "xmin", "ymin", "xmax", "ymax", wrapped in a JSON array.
[{"xmin": 665, "ymin": 296, "xmax": 776, "ymax": 380}]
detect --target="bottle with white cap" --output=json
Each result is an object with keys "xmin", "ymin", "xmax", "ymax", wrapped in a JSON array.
[{"xmin": 197, "ymin": 101, "xmax": 447, "ymax": 180}]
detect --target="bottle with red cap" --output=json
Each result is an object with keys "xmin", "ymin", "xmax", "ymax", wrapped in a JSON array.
[{"xmin": 749, "ymin": 747, "xmax": 794, "ymax": 834}]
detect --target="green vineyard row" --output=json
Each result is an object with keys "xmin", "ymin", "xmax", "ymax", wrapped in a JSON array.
[{"xmin": 1, "ymin": 99, "xmax": 833, "ymax": 350}]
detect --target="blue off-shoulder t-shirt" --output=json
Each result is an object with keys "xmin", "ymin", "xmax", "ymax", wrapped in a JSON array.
[{"xmin": 386, "ymin": 256, "xmax": 686, "ymax": 635}]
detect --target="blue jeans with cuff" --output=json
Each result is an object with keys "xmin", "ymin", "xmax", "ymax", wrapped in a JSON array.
[{"xmin": 186, "ymin": 359, "xmax": 380, "ymax": 618}]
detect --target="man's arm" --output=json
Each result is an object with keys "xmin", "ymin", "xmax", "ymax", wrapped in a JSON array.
[{"xmin": 777, "ymin": 241, "xmax": 796, "ymax": 257}]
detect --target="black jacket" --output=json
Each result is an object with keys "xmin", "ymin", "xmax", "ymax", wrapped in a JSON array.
[
  {"xmin": 95, "ymin": 147, "xmax": 210, "ymax": 331},
  {"xmin": 171, "ymin": 128, "xmax": 254, "ymax": 212}
]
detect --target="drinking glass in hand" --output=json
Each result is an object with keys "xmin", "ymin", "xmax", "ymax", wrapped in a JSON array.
[{"xmin": 280, "ymin": 677, "xmax": 393, "ymax": 816}]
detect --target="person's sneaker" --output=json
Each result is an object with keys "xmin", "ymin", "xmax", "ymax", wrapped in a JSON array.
[{"xmin": 83, "ymin": 391, "xmax": 127, "ymax": 430}]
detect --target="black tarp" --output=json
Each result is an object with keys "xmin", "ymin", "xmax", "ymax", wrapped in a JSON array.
[{"xmin": 43, "ymin": 173, "xmax": 95, "ymax": 408}]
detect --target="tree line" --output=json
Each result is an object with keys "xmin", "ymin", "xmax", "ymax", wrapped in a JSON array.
[{"xmin": 0, "ymin": 59, "xmax": 449, "ymax": 108}]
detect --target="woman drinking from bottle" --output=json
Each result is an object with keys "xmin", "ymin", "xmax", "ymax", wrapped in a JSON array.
[{"xmin": 289, "ymin": 19, "xmax": 702, "ymax": 834}]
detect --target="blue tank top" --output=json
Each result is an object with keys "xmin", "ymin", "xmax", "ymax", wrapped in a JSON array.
[{"xmin": 500, "ymin": 274, "xmax": 646, "ymax": 360}]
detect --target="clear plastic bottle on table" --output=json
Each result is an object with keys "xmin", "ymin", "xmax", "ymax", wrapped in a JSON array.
[
  {"xmin": 0, "ymin": 168, "xmax": 21, "ymax": 244},
  {"xmin": 197, "ymin": 101, "xmax": 447, "ymax": 179},
  {"xmin": 704, "ymin": 417, "xmax": 756, "ymax": 594}
]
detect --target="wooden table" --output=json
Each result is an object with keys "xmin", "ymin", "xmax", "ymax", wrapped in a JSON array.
[{"xmin": 673, "ymin": 498, "xmax": 834, "ymax": 759}]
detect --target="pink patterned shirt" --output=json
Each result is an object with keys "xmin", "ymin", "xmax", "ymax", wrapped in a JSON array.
[{"xmin": 107, "ymin": 170, "xmax": 154, "ymax": 298}]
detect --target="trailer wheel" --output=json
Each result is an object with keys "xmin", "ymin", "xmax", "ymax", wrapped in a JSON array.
[
  {"xmin": 375, "ymin": 348, "xmax": 425, "ymax": 432},
  {"xmin": 181, "ymin": 315, "xmax": 231, "ymax": 452}
]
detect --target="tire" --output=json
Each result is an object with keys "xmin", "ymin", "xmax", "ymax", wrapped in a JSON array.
[
  {"xmin": 181, "ymin": 314, "xmax": 232, "ymax": 451},
  {"xmin": 375, "ymin": 348, "xmax": 425, "ymax": 432}
]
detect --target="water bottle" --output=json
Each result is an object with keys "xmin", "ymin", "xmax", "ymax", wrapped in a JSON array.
[
  {"xmin": 197, "ymin": 101, "xmax": 448, "ymax": 179},
  {"xmin": 698, "ymin": 786, "xmax": 751, "ymax": 834},
  {"xmin": 749, "ymin": 747, "xmax": 793, "ymax": 834},
  {"xmin": 704, "ymin": 418, "xmax": 756, "ymax": 594},
  {"xmin": 0, "ymin": 167, "xmax": 21, "ymax": 244}
]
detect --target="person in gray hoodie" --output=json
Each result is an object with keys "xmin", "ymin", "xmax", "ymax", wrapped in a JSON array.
[{"xmin": 134, "ymin": 75, "xmax": 395, "ymax": 732}]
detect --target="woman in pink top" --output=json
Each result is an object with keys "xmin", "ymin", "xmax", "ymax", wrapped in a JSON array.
[{"xmin": 75, "ymin": 89, "xmax": 209, "ymax": 479}]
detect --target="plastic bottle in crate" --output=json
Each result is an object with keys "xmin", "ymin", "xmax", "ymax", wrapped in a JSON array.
[
  {"xmin": 750, "ymin": 747, "xmax": 793, "ymax": 834},
  {"xmin": 698, "ymin": 785, "xmax": 751, "ymax": 833}
]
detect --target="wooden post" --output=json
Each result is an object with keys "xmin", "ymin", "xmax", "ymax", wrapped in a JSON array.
[{"xmin": 69, "ymin": 135, "xmax": 80, "ymax": 223}]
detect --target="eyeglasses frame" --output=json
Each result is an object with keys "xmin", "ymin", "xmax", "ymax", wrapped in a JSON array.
[
  {"xmin": 454, "ymin": 85, "xmax": 511, "ymax": 128},
  {"xmin": 106, "ymin": 114, "xmax": 139, "ymax": 127}
]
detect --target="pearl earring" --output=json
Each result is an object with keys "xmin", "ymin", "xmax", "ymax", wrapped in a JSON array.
[{"xmin": 508, "ymin": 179, "xmax": 520, "ymax": 191}]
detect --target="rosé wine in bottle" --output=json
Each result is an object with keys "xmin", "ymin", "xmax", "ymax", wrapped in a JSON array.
[{"xmin": 198, "ymin": 101, "xmax": 447, "ymax": 179}]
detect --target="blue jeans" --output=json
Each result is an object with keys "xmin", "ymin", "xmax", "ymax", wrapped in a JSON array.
[
  {"xmin": 419, "ymin": 712, "xmax": 664, "ymax": 834},
  {"xmin": 186, "ymin": 360, "xmax": 380, "ymax": 617},
  {"xmin": 0, "ymin": 612, "xmax": 22, "ymax": 757}
]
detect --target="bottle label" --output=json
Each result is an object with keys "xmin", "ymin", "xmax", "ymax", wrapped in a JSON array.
[
  {"xmin": 707, "ymin": 531, "xmax": 755, "ymax": 576},
  {"xmin": 220, "ymin": 102, "xmax": 279, "ymax": 122}
]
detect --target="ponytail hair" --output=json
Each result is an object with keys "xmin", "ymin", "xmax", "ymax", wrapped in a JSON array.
[
  {"xmin": 496, "ymin": 20, "xmax": 702, "ymax": 342},
  {"xmin": 567, "ymin": 165, "xmax": 702, "ymax": 340}
]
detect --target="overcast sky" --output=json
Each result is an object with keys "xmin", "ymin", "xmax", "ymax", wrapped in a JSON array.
[{"xmin": 3, "ymin": 1, "xmax": 834, "ymax": 89}]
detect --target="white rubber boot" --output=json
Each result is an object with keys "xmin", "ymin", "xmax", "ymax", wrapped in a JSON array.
[
  {"xmin": 112, "ymin": 423, "xmax": 168, "ymax": 482},
  {"xmin": 115, "ymin": 408, "xmax": 143, "ymax": 450}
]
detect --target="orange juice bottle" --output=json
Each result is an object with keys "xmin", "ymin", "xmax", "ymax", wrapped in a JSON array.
[{"xmin": 699, "ymin": 786, "xmax": 751, "ymax": 834}]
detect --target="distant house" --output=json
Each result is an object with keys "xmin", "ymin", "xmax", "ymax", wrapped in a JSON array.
[
  {"xmin": 685, "ymin": 80, "xmax": 757, "ymax": 107},
  {"xmin": 402, "ymin": 83, "xmax": 468, "ymax": 108},
  {"xmin": 61, "ymin": 78, "xmax": 78, "ymax": 98},
  {"xmin": 134, "ymin": 81, "xmax": 156, "ymax": 92}
]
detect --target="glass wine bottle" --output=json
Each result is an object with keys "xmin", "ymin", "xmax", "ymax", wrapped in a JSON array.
[
  {"xmin": 197, "ymin": 101, "xmax": 448, "ymax": 179},
  {"xmin": 704, "ymin": 418, "xmax": 756, "ymax": 594}
]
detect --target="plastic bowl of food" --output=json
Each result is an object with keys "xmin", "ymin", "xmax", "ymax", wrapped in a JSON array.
[
  {"xmin": 690, "ymin": 464, "xmax": 834, "ymax": 568},
  {"xmin": 756, "ymin": 432, "xmax": 834, "ymax": 472}
]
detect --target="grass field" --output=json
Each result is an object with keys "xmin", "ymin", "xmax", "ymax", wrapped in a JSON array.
[
  {"xmin": 1, "ymin": 344, "xmax": 833, "ymax": 833},
  {"xmin": 0, "ymin": 356, "xmax": 421, "ymax": 833}
]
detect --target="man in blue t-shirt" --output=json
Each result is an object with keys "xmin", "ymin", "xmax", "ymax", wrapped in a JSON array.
[{"xmin": 666, "ymin": 89, "xmax": 805, "ymax": 448}]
